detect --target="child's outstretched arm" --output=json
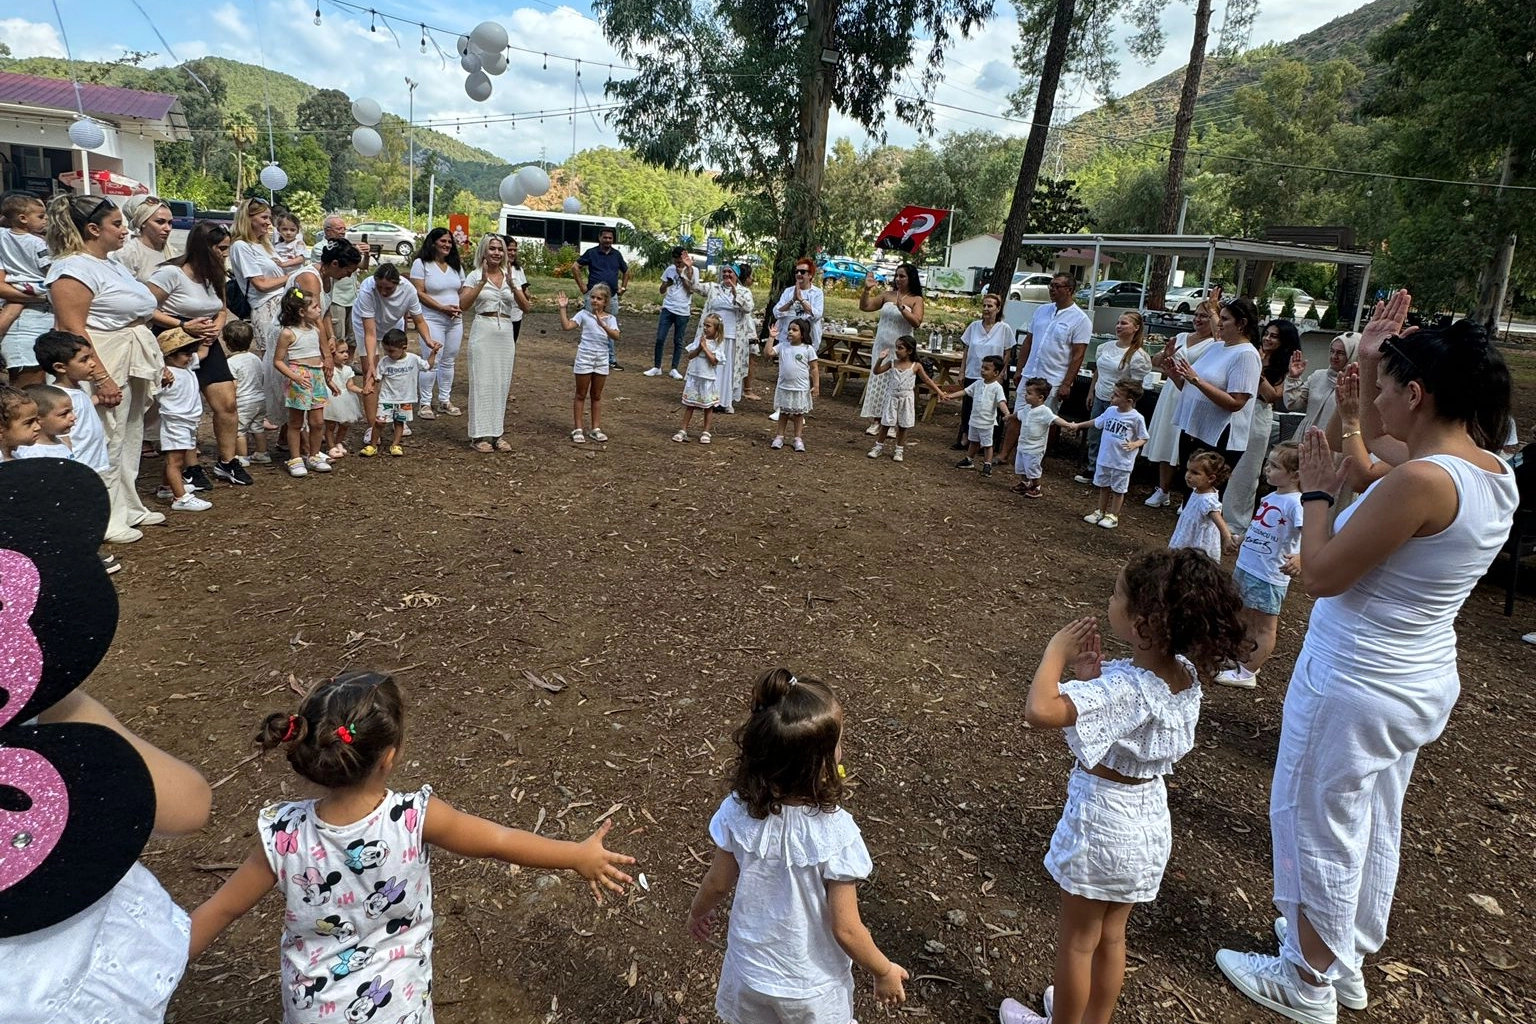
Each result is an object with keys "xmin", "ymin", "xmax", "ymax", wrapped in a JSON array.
[
  {"xmin": 189, "ymin": 846, "xmax": 277, "ymax": 959},
  {"xmin": 686, "ymin": 846, "xmax": 740, "ymax": 940},
  {"xmin": 826, "ymin": 881, "xmax": 909, "ymax": 1006},
  {"xmin": 39, "ymin": 690, "xmax": 212, "ymax": 835},
  {"xmin": 1025, "ymin": 617, "xmax": 1101, "ymax": 729},
  {"xmin": 556, "ymin": 293, "xmax": 577, "ymax": 331},
  {"xmin": 422, "ymin": 797, "xmax": 635, "ymax": 901},
  {"xmin": 1209, "ymin": 509, "xmax": 1239, "ymax": 554}
]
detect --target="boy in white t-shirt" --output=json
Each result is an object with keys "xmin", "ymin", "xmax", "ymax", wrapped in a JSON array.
[
  {"xmin": 1217, "ymin": 442, "xmax": 1304, "ymax": 688},
  {"xmin": 941, "ymin": 355, "xmax": 1011, "ymax": 476},
  {"xmin": 222, "ymin": 320, "xmax": 269, "ymax": 464},
  {"xmin": 15, "ymin": 383, "xmax": 75, "ymax": 459},
  {"xmin": 1010, "ymin": 376, "xmax": 1073, "ymax": 499},
  {"xmin": 155, "ymin": 329, "xmax": 211, "ymax": 512},
  {"xmin": 1061, "ymin": 380, "xmax": 1148, "ymax": 529},
  {"xmin": 370, "ymin": 329, "xmax": 435, "ymax": 457}
]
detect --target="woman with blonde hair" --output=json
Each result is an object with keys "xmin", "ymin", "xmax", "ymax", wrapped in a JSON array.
[
  {"xmin": 462, "ymin": 233, "xmax": 530, "ymax": 452},
  {"xmin": 1143, "ymin": 295, "xmax": 1221, "ymax": 507},
  {"xmin": 229, "ymin": 199, "xmax": 288, "ymax": 421},
  {"xmin": 115, "ymin": 195, "xmax": 178, "ymax": 283},
  {"xmin": 44, "ymin": 193, "xmax": 168, "ymax": 543},
  {"xmin": 1079, "ymin": 310, "xmax": 1152, "ymax": 482}
]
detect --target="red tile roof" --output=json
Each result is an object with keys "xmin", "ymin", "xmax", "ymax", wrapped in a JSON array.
[{"xmin": 0, "ymin": 71, "xmax": 179, "ymax": 121}]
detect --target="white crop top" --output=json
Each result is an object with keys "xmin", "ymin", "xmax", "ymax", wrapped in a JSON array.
[{"xmin": 1060, "ymin": 657, "xmax": 1201, "ymax": 778}]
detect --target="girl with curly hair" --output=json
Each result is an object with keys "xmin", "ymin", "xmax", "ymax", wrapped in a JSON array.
[
  {"xmin": 999, "ymin": 548, "xmax": 1247, "ymax": 1024},
  {"xmin": 687, "ymin": 668, "xmax": 909, "ymax": 1024}
]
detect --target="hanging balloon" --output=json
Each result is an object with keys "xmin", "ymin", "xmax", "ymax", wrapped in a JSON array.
[
  {"xmin": 351, "ymin": 97, "xmax": 383, "ymax": 127},
  {"xmin": 516, "ymin": 165, "xmax": 551, "ymax": 198},
  {"xmin": 481, "ymin": 50, "xmax": 508, "ymax": 76},
  {"xmin": 259, "ymin": 163, "xmax": 289, "ymax": 192},
  {"xmin": 465, "ymin": 72, "xmax": 493, "ymax": 102},
  {"xmin": 562, "ymin": 197, "xmax": 583, "ymax": 214},
  {"xmin": 457, "ymin": 34, "xmax": 473, "ymax": 56},
  {"xmin": 498, "ymin": 174, "xmax": 526, "ymax": 206},
  {"xmin": 67, "ymin": 117, "xmax": 105, "ymax": 150},
  {"xmin": 351, "ymin": 126, "xmax": 384, "ymax": 158},
  {"xmin": 469, "ymin": 20, "xmax": 509, "ymax": 55},
  {"xmin": 460, "ymin": 51, "xmax": 482, "ymax": 74}
]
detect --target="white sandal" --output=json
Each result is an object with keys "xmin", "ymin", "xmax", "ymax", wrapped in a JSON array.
[
  {"xmin": 589, "ymin": 428, "xmax": 609, "ymax": 443},
  {"xmin": 672, "ymin": 430, "xmax": 688, "ymax": 443},
  {"xmin": 571, "ymin": 429, "xmax": 586, "ymax": 444},
  {"xmin": 699, "ymin": 431, "xmax": 711, "ymax": 444}
]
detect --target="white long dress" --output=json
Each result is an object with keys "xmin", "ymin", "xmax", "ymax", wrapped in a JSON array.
[
  {"xmin": 1144, "ymin": 334, "xmax": 1217, "ymax": 466},
  {"xmin": 693, "ymin": 282, "xmax": 754, "ymax": 412},
  {"xmin": 859, "ymin": 302, "xmax": 911, "ymax": 420},
  {"xmin": 465, "ymin": 266, "xmax": 522, "ymax": 440}
]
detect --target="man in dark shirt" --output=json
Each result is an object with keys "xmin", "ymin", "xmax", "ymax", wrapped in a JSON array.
[{"xmin": 572, "ymin": 227, "xmax": 631, "ymax": 369}]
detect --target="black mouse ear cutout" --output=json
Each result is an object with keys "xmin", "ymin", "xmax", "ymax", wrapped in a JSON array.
[
  {"xmin": 0, "ymin": 460, "xmax": 116, "ymax": 725},
  {"xmin": 0, "ymin": 722, "xmax": 155, "ymax": 937}
]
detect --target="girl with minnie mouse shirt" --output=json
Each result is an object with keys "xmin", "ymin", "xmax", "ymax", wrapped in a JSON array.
[{"xmin": 188, "ymin": 670, "xmax": 636, "ymax": 1023}]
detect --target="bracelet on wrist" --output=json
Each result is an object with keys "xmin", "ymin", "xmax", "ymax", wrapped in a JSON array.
[
  {"xmin": 1341, "ymin": 429, "xmax": 1361, "ymax": 439},
  {"xmin": 1301, "ymin": 490, "xmax": 1336, "ymax": 506}
]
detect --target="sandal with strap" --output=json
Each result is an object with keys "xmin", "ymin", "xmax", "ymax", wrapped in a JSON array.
[
  {"xmin": 494, "ymin": 438, "xmax": 513, "ymax": 452},
  {"xmin": 571, "ymin": 429, "xmax": 586, "ymax": 444},
  {"xmin": 471, "ymin": 440, "xmax": 494, "ymax": 453}
]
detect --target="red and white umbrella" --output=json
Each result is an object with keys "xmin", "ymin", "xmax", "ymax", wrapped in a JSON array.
[{"xmin": 59, "ymin": 169, "xmax": 151, "ymax": 197}]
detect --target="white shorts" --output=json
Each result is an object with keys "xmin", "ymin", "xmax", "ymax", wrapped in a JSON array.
[
  {"xmin": 1094, "ymin": 465, "xmax": 1132, "ymax": 494},
  {"xmin": 968, "ymin": 423, "xmax": 996, "ymax": 447},
  {"xmin": 573, "ymin": 348, "xmax": 610, "ymax": 376},
  {"xmin": 237, "ymin": 402, "xmax": 265, "ymax": 436},
  {"xmin": 716, "ymin": 966, "xmax": 854, "ymax": 1024},
  {"xmin": 159, "ymin": 416, "xmax": 198, "ymax": 452},
  {"xmin": 1015, "ymin": 450, "xmax": 1044, "ymax": 479},
  {"xmin": 1045, "ymin": 766, "xmax": 1170, "ymax": 903}
]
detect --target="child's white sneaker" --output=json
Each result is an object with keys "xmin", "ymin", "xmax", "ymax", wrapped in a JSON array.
[
  {"xmin": 892, "ymin": 446, "xmax": 905, "ymax": 463},
  {"xmin": 867, "ymin": 443, "xmax": 884, "ymax": 459},
  {"xmin": 286, "ymin": 457, "xmax": 308, "ymax": 477},
  {"xmin": 768, "ymin": 409, "xmax": 781, "ymax": 421},
  {"xmin": 1145, "ymin": 487, "xmax": 1170, "ymax": 507},
  {"xmin": 306, "ymin": 456, "xmax": 333, "ymax": 473},
  {"xmin": 249, "ymin": 451, "xmax": 272, "ymax": 464},
  {"xmin": 1215, "ymin": 665, "xmax": 1258, "ymax": 688},
  {"xmin": 864, "ymin": 422, "xmax": 881, "ymax": 436},
  {"xmin": 699, "ymin": 431, "xmax": 711, "ymax": 444},
  {"xmin": 770, "ymin": 435, "xmax": 784, "ymax": 449},
  {"xmin": 1083, "ymin": 509, "xmax": 1104, "ymax": 524},
  {"xmin": 997, "ymin": 997, "xmax": 1048, "ymax": 1024},
  {"xmin": 673, "ymin": 430, "xmax": 689, "ymax": 443},
  {"xmin": 171, "ymin": 493, "xmax": 212, "ymax": 512},
  {"xmin": 1099, "ymin": 513, "xmax": 1119, "ymax": 529}
]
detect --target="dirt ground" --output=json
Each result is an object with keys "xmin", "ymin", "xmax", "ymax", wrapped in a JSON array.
[{"xmin": 85, "ymin": 310, "xmax": 1534, "ymax": 1023}]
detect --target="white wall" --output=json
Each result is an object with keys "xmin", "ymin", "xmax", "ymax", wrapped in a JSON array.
[
  {"xmin": 0, "ymin": 116, "xmax": 158, "ymax": 192},
  {"xmin": 949, "ymin": 235, "xmax": 1000, "ymax": 270}
]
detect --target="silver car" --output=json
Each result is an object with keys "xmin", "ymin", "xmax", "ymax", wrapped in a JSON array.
[{"xmin": 344, "ymin": 221, "xmax": 420, "ymax": 258}]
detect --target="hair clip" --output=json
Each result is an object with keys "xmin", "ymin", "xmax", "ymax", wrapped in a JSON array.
[
  {"xmin": 336, "ymin": 724, "xmax": 355, "ymax": 744},
  {"xmin": 281, "ymin": 714, "xmax": 300, "ymax": 743},
  {"xmin": 293, "ymin": 289, "xmax": 305, "ymax": 298},
  {"xmin": 788, "ymin": 675, "xmax": 799, "ymax": 687}
]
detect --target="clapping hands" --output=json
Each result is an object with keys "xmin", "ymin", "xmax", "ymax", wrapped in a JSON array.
[{"xmin": 1047, "ymin": 616, "xmax": 1102, "ymax": 680}]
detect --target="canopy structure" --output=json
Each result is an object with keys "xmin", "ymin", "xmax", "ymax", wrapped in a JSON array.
[{"xmin": 1013, "ymin": 233, "xmax": 1375, "ymax": 330}]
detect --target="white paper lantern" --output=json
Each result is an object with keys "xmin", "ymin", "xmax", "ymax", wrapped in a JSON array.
[
  {"xmin": 562, "ymin": 197, "xmax": 583, "ymax": 214},
  {"xmin": 516, "ymin": 165, "xmax": 551, "ymax": 198},
  {"xmin": 351, "ymin": 97, "xmax": 383, "ymax": 127},
  {"xmin": 460, "ymin": 51, "xmax": 482, "ymax": 74},
  {"xmin": 465, "ymin": 72, "xmax": 493, "ymax": 102},
  {"xmin": 498, "ymin": 174, "xmax": 526, "ymax": 206},
  {"xmin": 259, "ymin": 163, "xmax": 289, "ymax": 192},
  {"xmin": 457, "ymin": 34, "xmax": 473, "ymax": 56},
  {"xmin": 469, "ymin": 20, "xmax": 508, "ymax": 55},
  {"xmin": 67, "ymin": 117, "xmax": 105, "ymax": 150},
  {"xmin": 351, "ymin": 126, "xmax": 384, "ymax": 158},
  {"xmin": 481, "ymin": 50, "xmax": 508, "ymax": 76}
]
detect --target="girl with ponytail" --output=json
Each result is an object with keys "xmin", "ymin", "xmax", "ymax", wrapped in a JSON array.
[{"xmin": 999, "ymin": 548, "xmax": 1246, "ymax": 1024}]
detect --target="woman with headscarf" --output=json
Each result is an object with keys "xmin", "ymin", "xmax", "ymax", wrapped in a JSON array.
[
  {"xmin": 1224, "ymin": 318, "xmax": 1302, "ymax": 531},
  {"xmin": 115, "ymin": 196, "xmax": 178, "ymax": 284},
  {"xmin": 1285, "ymin": 331, "xmax": 1361, "ymax": 436},
  {"xmin": 691, "ymin": 263, "xmax": 754, "ymax": 414},
  {"xmin": 463, "ymin": 233, "xmax": 530, "ymax": 452}
]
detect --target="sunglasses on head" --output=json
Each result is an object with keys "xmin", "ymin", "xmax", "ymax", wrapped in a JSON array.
[{"xmin": 1380, "ymin": 335, "xmax": 1419, "ymax": 377}]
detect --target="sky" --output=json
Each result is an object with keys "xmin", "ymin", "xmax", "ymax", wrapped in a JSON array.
[{"xmin": 3, "ymin": 0, "xmax": 1357, "ymax": 167}]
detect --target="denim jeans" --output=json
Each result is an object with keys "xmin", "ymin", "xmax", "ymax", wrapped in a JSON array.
[{"xmin": 654, "ymin": 309, "xmax": 690, "ymax": 370}]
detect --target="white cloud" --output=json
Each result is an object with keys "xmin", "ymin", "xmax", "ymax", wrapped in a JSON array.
[{"xmin": 1, "ymin": 18, "xmax": 68, "ymax": 58}]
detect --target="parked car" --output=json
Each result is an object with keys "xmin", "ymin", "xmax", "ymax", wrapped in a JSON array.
[
  {"xmin": 1008, "ymin": 272, "xmax": 1054, "ymax": 301},
  {"xmin": 818, "ymin": 257, "xmax": 885, "ymax": 288},
  {"xmin": 1166, "ymin": 285, "xmax": 1216, "ymax": 312},
  {"xmin": 345, "ymin": 221, "xmax": 420, "ymax": 257},
  {"xmin": 1269, "ymin": 287, "xmax": 1328, "ymax": 319},
  {"xmin": 1076, "ymin": 280, "xmax": 1144, "ymax": 308}
]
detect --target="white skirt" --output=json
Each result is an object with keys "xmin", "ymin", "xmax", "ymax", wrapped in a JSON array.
[
  {"xmin": 1045, "ymin": 766, "xmax": 1171, "ymax": 903},
  {"xmin": 775, "ymin": 387, "xmax": 813, "ymax": 415},
  {"xmin": 716, "ymin": 963, "xmax": 854, "ymax": 1024}
]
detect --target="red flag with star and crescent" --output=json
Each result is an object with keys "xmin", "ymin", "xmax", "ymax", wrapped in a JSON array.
[{"xmin": 874, "ymin": 206, "xmax": 949, "ymax": 254}]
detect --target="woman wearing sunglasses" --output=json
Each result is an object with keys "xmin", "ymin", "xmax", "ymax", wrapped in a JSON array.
[{"xmin": 768, "ymin": 260, "xmax": 824, "ymax": 421}]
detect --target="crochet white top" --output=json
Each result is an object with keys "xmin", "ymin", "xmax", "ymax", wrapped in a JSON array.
[{"xmin": 1060, "ymin": 656, "xmax": 1202, "ymax": 779}]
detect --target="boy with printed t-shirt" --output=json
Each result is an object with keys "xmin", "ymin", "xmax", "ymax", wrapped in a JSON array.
[
  {"xmin": 941, "ymin": 355, "xmax": 1011, "ymax": 476},
  {"xmin": 1217, "ymin": 442, "xmax": 1304, "ymax": 688},
  {"xmin": 1061, "ymin": 380, "xmax": 1148, "ymax": 529},
  {"xmin": 368, "ymin": 328, "xmax": 435, "ymax": 457}
]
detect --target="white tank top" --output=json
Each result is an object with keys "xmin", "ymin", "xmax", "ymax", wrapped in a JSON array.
[{"xmin": 1303, "ymin": 453, "xmax": 1517, "ymax": 680}]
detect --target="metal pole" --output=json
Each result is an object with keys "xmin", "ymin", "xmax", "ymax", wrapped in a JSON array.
[
  {"xmin": 944, "ymin": 207, "xmax": 954, "ymax": 268},
  {"xmin": 405, "ymin": 77, "xmax": 418, "ymax": 233},
  {"xmin": 1168, "ymin": 194, "xmax": 1189, "ymax": 290},
  {"xmin": 1200, "ymin": 239, "xmax": 1215, "ymax": 291},
  {"xmin": 1352, "ymin": 262, "xmax": 1373, "ymax": 332}
]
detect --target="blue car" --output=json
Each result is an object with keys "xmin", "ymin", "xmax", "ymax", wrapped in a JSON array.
[{"xmin": 818, "ymin": 257, "xmax": 887, "ymax": 288}]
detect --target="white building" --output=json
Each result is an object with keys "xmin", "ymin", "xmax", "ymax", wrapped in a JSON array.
[
  {"xmin": 949, "ymin": 232, "xmax": 1115, "ymax": 281},
  {"xmin": 0, "ymin": 71, "xmax": 189, "ymax": 197}
]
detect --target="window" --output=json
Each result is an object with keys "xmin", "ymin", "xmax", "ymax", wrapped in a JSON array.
[
  {"xmin": 504, "ymin": 216, "xmax": 548, "ymax": 238},
  {"xmin": 578, "ymin": 222, "xmax": 606, "ymax": 244}
]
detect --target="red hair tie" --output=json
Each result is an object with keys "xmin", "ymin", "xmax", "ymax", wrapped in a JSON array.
[
  {"xmin": 280, "ymin": 715, "xmax": 300, "ymax": 743},
  {"xmin": 336, "ymin": 725, "xmax": 355, "ymax": 745}
]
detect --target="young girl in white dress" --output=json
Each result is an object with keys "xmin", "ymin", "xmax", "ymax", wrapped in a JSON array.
[
  {"xmin": 188, "ymin": 670, "xmax": 635, "ymax": 1024},
  {"xmin": 676, "ymin": 313, "xmax": 724, "ymax": 444},
  {"xmin": 867, "ymin": 335, "xmax": 943, "ymax": 463},
  {"xmin": 688, "ymin": 668, "xmax": 909, "ymax": 1024},
  {"xmin": 323, "ymin": 338, "xmax": 365, "ymax": 458},
  {"xmin": 998, "ymin": 549, "xmax": 1246, "ymax": 1024},
  {"xmin": 765, "ymin": 317, "xmax": 819, "ymax": 452}
]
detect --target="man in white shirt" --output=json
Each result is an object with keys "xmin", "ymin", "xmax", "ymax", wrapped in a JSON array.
[
  {"xmin": 311, "ymin": 215, "xmax": 371, "ymax": 343},
  {"xmin": 998, "ymin": 273, "xmax": 1092, "ymax": 463}
]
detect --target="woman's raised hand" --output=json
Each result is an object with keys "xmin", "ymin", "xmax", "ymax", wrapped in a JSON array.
[
  {"xmin": 1299, "ymin": 425, "xmax": 1352, "ymax": 497},
  {"xmin": 1288, "ymin": 349, "xmax": 1307, "ymax": 379},
  {"xmin": 1357, "ymin": 288, "xmax": 1412, "ymax": 361},
  {"xmin": 1335, "ymin": 363, "xmax": 1361, "ymax": 424}
]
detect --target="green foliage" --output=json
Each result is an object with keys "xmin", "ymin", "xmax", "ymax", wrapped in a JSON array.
[
  {"xmin": 156, "ymin": 168, "xmax": 232, "ymax": 210},
  {"xmin": 1279, "ymin": 293, "xmax": 1296, "ymax": 319},
  {"xmin": 820, "ymin": 139, "xmax": 904, "ymax": 256},
  {"xmin": 285, "ymin": 191, "xmax": 325, "ymax": 233},
  {"xmin": 894, "ymin": 131, "xmax": 1027, "ymax": 244},
  {"xmin": 561, "ymin": 148, "xmax": 728, "ymax": 234}
]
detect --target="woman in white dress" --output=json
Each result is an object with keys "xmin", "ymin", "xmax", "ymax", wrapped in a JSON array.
[
  {"xmin": 857, "ymin": 263, "xmax": 925, "ymax": 434},
  {"xmin": 409, "ymin": 228, "xmax": 467, "ymax": 418},
  {"xmin": 1224, "ymin": 318, "xmax": 1301, "ymax": 531},
  {"xmin": 1143, "ymin": 298, "xmax": 1219, "ymax": 507},
  {"xmin": 463, "ymin": 234, "xmax": 530, "ymax": 452},
  {"xmin": 228, "ymin": 199, "xmax": 289, "ymax": 426},
  {"xmin": 691, "ymin": 263, "xmax": 754, "ymax": 413}
]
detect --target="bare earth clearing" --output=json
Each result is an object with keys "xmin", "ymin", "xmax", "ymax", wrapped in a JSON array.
[{"xmin": 86, "ymin": 311, "xmax": 1533, "ymax": 1023}]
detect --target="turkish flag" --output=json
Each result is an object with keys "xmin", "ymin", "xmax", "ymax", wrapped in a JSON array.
[{"xmin": 874, "ymin": 206, "xmax": 948, "ymax": 253}]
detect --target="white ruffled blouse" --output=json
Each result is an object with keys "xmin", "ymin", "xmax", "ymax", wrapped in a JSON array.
[{"xmin": 1060, "ymin": 657, "xmax": 1201, "ymax": 778}]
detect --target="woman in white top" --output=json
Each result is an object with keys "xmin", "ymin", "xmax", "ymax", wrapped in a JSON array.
[
  {"xmin": 1169, "ymin": 296, "xmax": 1263, "ymax": 491},
  {"xmin": 856, "ymin": 262, "xmax": 925, "ymax": 434},
  {"xmin": 351, "ymin": 263, "xmax": 438, "ymax": 431},
  {"xmin": 409, "ymin": 228, "xmax": 467, "ymax": 418},
  {"xmin": 1081, "ymin": 311, "xmax": 1153, "ymax": 478},
  {"xmin": 228, "ymin": 199, "xmax": 288, "ymax": 425},
  {"xmin": 691, "ymin": 263, "xmax": 754, "ymax": 414},
  {"xmin": 1223, "ymin": 318, "xmax": 1302, "ymax": 531},
  {"xmin": 115, "ymin": 196, "xmax": 179, "ymax": 284},
  {"xmin": 952, "ymin": 293, "xmax": 1013, "ymax": 449},
  {"xmin": 150, "ymin": 222, "xmax": 244, "ymax": 486},
  {"xmin": 462, "ymin": 233, "xmax": 530, "ymax": 452},
  {"xmin": 1284, "ymin": 330, "xmax": 1360, "ymax": 436},
  {"xmin": 1217, "ymin": 297, "xmax": 1518, "ymax": 1023},
  {"xmin": 44, "ymin": 193, "xmax": 166, "ymax": 544},
  {"xmin": 1144, "ymin": 298, "xmax": 1220, "ymax": 507}
]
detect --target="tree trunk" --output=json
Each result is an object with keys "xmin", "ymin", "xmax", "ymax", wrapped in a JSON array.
[
  {"xmin": 1147, "ymin": 0, "xmax": 1213, "ymax": 310},
  {"xmin": 774, "ymin": 0, "xmax": 841, "ymax": 299},
  {"xmin": 1474, "ymin": 140, "xmax": 1521, "ymax": 331},
  {"xmin": 989, "ymin": 0, "xmax": 1077, "ymax": 298}
]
